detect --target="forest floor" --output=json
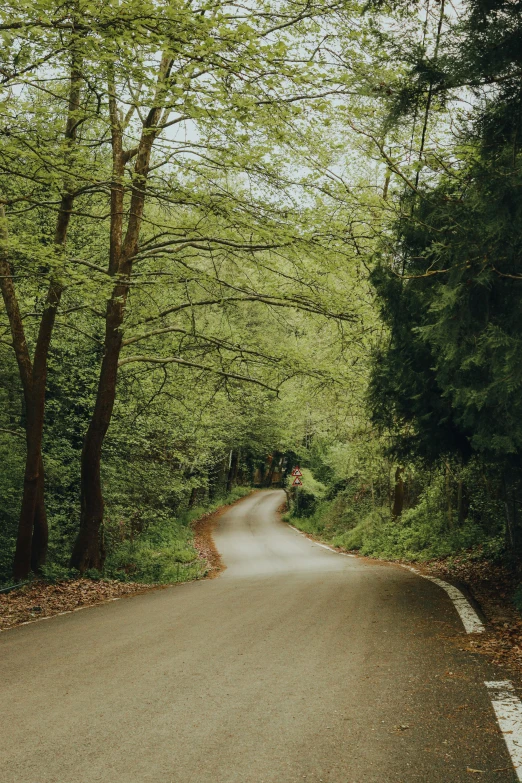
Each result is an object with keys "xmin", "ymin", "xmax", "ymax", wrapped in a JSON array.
[
  {"xmin": 0, "ymin": 496, "xmax": 250, "ymax": 632},
  {"xmin": 0, "ymin": 578, "xmax": 158, "ymax": 631},
  {"xmin": 192, "ymin": 503, "xmax": 228, "ymax": 578}
]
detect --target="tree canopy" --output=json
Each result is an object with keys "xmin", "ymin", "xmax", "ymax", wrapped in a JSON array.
[{"xmin": 2, "ymin": 0, "xmax": 522, "ymax": 581}]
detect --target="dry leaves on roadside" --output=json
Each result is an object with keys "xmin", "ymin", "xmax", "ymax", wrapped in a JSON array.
[
  {"xmin": 420, "ymin": 558, "xmax": 522, "ymax": 673},
  {"xmin": 0, "ymin": 579, "xmax": 154, "ymax": 631},
  {"xmin": 192, "ymin": 510, "xmax": 225, "ymax": 577}
]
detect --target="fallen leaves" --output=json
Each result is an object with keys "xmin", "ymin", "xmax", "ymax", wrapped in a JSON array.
[
  {"xmin": 0, "ymin": 579, "xmax": 155, "ymax": 631},
  {"xmin": 1, "ymin": 499, "xmax": 247, "ymax": 632},
  {"xmin": 416, "ymin": 558, "xmax": 522, "ymax": 675},
  {"xmin": 192, "ymin": 508, "xmax": 227, "ymax": 578}
]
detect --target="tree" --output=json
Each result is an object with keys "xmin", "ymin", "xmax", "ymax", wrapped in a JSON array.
[
  {"xmin": 368, "ymin": 0, "xmax": 522, "ymax": 548},
  {"xmin": 66, "ymin": 0, "xmax": 369, "ymax": 571},
  {"xmin": 0, "ymin": 0, "xmax": 394, "ymax": 578},
  {"xmin": 0, "ymin": 7, "xmax": 89, "ymax": 577}
]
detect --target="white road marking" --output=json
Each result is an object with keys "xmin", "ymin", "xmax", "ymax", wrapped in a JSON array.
[
  {"xmin": 287, "ymin": 525, "xmax": 356, "ymax": 556},
  {"xmin": 287, "ymin": 525, "xmax": 484, "ymax": 630},
  {"xmin": 485, "ymin": 681, "xmax": 522, "ymax": 780},
  {"xmin": 401, "ymin": 565, "xmax": 485, "ymax": 634},
  {"xmin": 315, "ymin": 541, "xmax": 338, "ymax": 552}
]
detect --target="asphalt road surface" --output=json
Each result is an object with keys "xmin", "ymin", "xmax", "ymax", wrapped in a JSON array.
[{"xmin": 1, "ymin": 490, "xmax": 519, "ymax": 782}]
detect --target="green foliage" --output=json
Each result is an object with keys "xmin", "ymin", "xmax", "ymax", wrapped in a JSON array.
[
  {"xmin": 287, "ymin": 459, "xmax": 507, "ymax": 563},
  {"xmin": 2, "ymin": 0, "xmax": 521, "ymax": 582},
  {"xmin": 371, "ymin": 149, "xmax": 522, "ymax": 466},
  {"xmin": 105, "ymin": 525, "xmax": 201, "ymax": 585},
  {"xmin": 337, "ymin": 510, "xmax": 504, "ymax": 562},
  {"xmin": 289, "ymin": 494, "xmax": 505, "ymax": 561},
  {"xmin": 286, "ymin": 468, "xmax": 326, "ymax": 517},
  {"xmin": 0, "ymin": 0, "xmax": 377, "ymax": 578},
  {"xmin": 366, "ymin": 0, "xmax": 522, "ymax": 565},
  {"xmin": 104, "ymin": 487, "xmax": 252, "ymax": 584}
]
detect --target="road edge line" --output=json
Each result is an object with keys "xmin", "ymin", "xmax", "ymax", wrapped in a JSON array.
[
  {"xmin": 400, "ymin": 564, "xmax": 485, "ymax": 634},
  {"xmin": 287, "ymin": 524, "xmax": 356, "ymax": 556},
  {"xmin": 485, "ymin": 680, "xmax": 522, "ymax": 780},
  {"xmin": 287, "ymin": 522, "xmax": 485, "ymax": 632}
]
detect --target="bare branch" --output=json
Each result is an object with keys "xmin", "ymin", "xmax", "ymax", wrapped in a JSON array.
[
  {"xmin": 117, "ymin": 354, "xmax": 279, "ymax": 393},
  {"xmin": 0, "ymin": 427, "xmax": 25, "ymax": 439}
]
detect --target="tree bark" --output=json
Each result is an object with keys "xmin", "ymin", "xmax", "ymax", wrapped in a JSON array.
[
  {"xmin": 30, "ymin": 456, "xmax": 48, "ymax": 572},
  {"xmin": 503, "ymin": 470, "xmax": 522, "ymax": 556},
  {"xmin": 72, "ymin": 54, "xmax": 173, "ymax": 572},
  {"xmin": 188, "ymin": 487, "xmax": 199, "ymax": 508},
  {"xmin": 457, "ymin": 479, "xmax": 470, "ymax": 524},
  {"xmin": 445, "ymin": 461, "xmax": 453, "ymax": 530},
  {"xmin": 391, "ymin": 466, "xmax": 404, "ymax": 517},
  {"xmin": 209, "ymin": 456, "xmax": 228, "ymax": 499},
  {"xmin": 10, "ymin": 47, "xmax": 83, "ymax": 579},
  {"xmin": 0, "ymin": 208, "xmax": 48, "ymax": 576},
  {"xmin": 70, "ymin": 315, "xmax": 121, "ymax": 571},
  {"xmin": 227, "ymin": 450, "xmax": 239, "ymax": 492}
]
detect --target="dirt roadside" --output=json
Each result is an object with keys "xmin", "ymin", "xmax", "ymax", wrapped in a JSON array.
[
  {"xmin": 419, "ymin": 557, "xmax": 522, "ymax": 672},
  {"xmin": 192, "ymin": 490, "xmax": 257, "ymax": 576},
  {"xmin": 0, "ymin": 579, "xmax": 159, "ymax": 632}
]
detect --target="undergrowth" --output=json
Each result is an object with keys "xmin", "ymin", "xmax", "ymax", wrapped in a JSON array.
[
  {"xmin": 37, "ymin": 486, "xmax": 252, "ymax": 586},
  {"xmin": 285, "ymin": 467, "xmax": 505, "ymax": 564}
]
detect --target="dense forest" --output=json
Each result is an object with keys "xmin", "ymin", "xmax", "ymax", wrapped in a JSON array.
[{"xmin": 1, "ymin": 0, "xmax": 522, "ymax": 586}]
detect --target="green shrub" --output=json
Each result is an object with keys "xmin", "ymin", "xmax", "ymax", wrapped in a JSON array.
[
  {"xmin": 285, "ymin": 463, "xmax": 506, "ymax": 564},
  {"xmin": 104, "ymin": 487, "xmax": 252, "ymax": 584},
  {"xmin": 105, "ymin": 538, "xmax": 201, "ymax": 583},
  {"xmin": 287, "ymin": 468, "xmax": 327, "ymax": 518},
  {"xmin": 40, "ymin": 563, "xmax": 79, "ymax": 583}
]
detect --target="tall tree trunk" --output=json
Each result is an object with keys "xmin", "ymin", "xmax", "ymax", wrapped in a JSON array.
[
  {"xmin": 209, "ymin": 456, "xmax": 228, "ymax": 499},
  {"xmin": 0, "ymin": 208, "xmax": 49, "ymax": 576},
  {"xmin": 456, "ymin": 479, "xmax": 470, "ymax": 524},
  {"xmin": 71, "ymin": 293, "xmax": 123, "ymax": 571},
  {"xmin": 227, "ymin": 450, "xmax": 239, "ymax": 492},
  {"xmin": 503, "ymin": 469, "xmax": 522, "ymax": 556},
  {"xmin": 264, "ymin": 453, "xmax": 275, "ymax": 487},
  {"xmin": 246, "ymin": 454, "xmax": 255, "ymax": 486},
  {"xmin": 188, "ymin": 487, "xmax": 199, "ymax": 509},
  {"xmin": 391, "ymin": 466, "xmax": 404, "ymax": 517},
  {"xmin": 30, "ymin": 455, "xmax": 48, "ymax": 572},
  {"xmin": 71, "ymin": 54, "xmax": 173, "ymax": 572},
  {"xmin": 14, "ymin": 278, "xmax": 64, "ymax": 579},
  {"xmin": 11, "ymin": 47, "xmax": 83, "ymax": 579},
  {"xmin": 445, "ymin": 461, "xmax": 453, "ymax": 530}
]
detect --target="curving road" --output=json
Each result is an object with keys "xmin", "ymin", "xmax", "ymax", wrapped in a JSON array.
[{"xmin": 1, "ymin": 490, "xmax": 518, "ymax": 782}]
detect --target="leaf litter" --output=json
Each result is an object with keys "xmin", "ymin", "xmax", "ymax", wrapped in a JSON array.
[
  {"xmin": 0, "ymin": 579, "xmax": 155, "ymax": 631},
  {"xmin": 1, "ymin": 502, "xmax": 234, "ymax": 631}
]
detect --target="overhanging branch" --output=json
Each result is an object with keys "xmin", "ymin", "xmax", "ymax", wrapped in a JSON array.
[{"xmin": 117, "ymin": 354, "xmax": 279, "ymax": 393}]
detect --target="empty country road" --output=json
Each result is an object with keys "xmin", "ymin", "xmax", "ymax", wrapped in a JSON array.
[{"xmin": 1, "ymin": 490, "xmax": 518, "ymax": 782}]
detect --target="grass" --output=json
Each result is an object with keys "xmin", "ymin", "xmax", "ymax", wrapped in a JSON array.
[
  {"xmin": 284, "ymin": 482, "xmax": 505, "ymax": 564},
  {"xmin": 33, "ymin": 486, "xmax": 253, "ymax": 587},
  {"xmin": 103, "ymin": 486, "xmax": 252, "ymax": 584}
]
